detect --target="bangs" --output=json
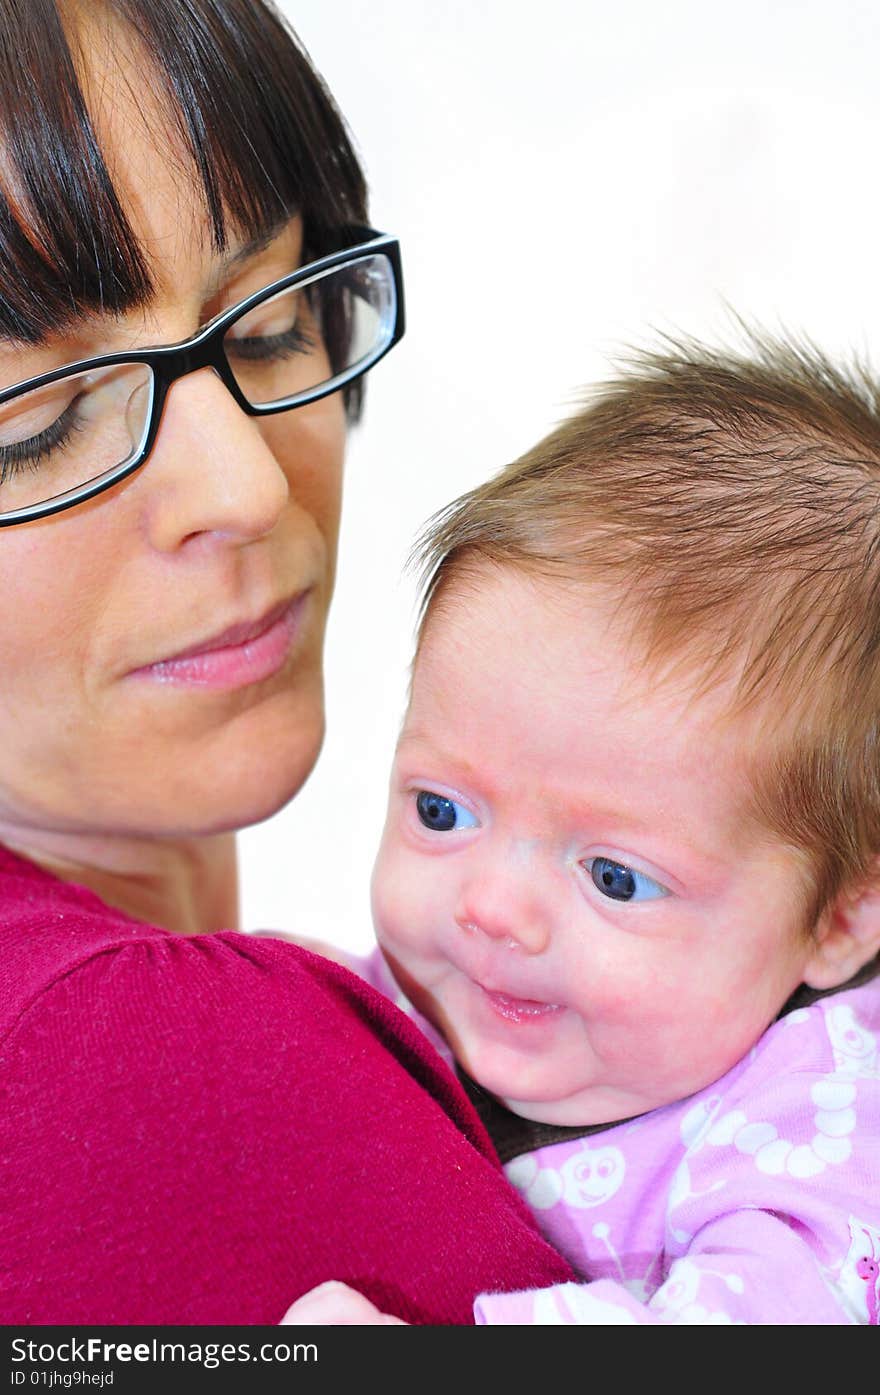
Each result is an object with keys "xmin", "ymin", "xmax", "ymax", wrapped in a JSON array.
[{"xmin": 0, "ymin": 0, "xmax": 367, "ymax": 343}]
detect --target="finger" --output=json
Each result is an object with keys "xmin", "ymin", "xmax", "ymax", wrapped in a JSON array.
[{"xmin": 280, "ymin": 1280, "xmax": 404, "ymax": 1325}]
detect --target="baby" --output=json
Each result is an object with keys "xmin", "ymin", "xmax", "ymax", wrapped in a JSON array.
[{"xmin": 286, "ymin": 332, "xmax": 880, "ymax": 1325}]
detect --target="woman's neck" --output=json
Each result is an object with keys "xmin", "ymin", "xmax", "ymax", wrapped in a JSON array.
[{"xmin": 0, "ymin": 827, "xmax": 240, "ymax": 936}]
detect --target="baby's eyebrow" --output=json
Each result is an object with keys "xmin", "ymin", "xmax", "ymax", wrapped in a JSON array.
[
  {"xmin": 395, "ymin": 724, "xmax": 429, "ymax": 750},
  {"xmin": 397, "ymin": 737, "xmax": 733, "ymax": 875},
  {"xmin": 396, "ymin": 726, "xmax": 462, "ymax": 763},
  {"xmin": 395, "ymin": 729, "xmax": 485, "ymax": 783}
]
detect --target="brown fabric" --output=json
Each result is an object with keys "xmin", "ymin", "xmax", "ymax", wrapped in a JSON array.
[
  {"xmin": 456, "ymin": 1066, "xmax": 636, "ymax": 1165},
  {"xmin": 779, "ymin": 955, "xmax": 880, "ymax": 1015}
]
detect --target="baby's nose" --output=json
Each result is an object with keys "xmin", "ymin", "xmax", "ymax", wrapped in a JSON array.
[
  {"xmin": 454, "ymin": 861, "xmax": 551, "ymax": 955},
  {"xmin": 455, "ymin": 913, "xmax": 550, "ymax": 954},
  {"xmin": 454, "ymin": 831, "xmax": 552, "ymax": 954}
]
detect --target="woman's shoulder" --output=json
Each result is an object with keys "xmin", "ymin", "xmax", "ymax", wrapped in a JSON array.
[
  {"xmin": 0, "ymin": 851, "xmax": 576, "ymax": 1325},
  {"xmin": 0, "ymin": 844, "xmax": 485, "ymax": 1144},
  {"xmin": 0, "ymin": 841, "xmax": 393, "ymax": 1053},
  {"xmin": 0, "ymin": 840, "xmax": 179, "ymax": 1042},
  {"xmin": 352, "ymin": 942, "xmax": 456, "ymax": 1066}
]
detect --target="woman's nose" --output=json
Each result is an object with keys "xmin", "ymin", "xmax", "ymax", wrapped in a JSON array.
[
  {"xmin": 455, "ymin": 844, "xmax": 552, "ymax": 955},
  {"xmin": 139, "ymin": 367, "xmax": 290, "ymax": 551}
]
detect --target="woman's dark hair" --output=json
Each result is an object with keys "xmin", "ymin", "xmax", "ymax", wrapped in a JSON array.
[{"xmin": 0, "ymin": 0, "xmax": 369, "ymax": 413}]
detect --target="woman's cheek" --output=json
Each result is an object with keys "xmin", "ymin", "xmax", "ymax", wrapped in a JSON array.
[{"xmin": 263, "ymin": 400, "xmax": 345, "ymax": 545}]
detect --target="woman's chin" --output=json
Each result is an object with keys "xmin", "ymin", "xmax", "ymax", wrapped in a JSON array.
[
  {"xmin": 182, "ymin": 709, "xmax": 326, "ymax": 833},
  {"xmin": 1, "ymin": 673, "xmax": 328, "ymax": 841},
  {"xmin": 111, "ymin": 693, "xmax": 326, "ymax": 837}
]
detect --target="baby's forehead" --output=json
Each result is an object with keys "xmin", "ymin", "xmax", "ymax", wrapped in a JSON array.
[
  {"xmin": 405, "ymin": 561, "xmax": 800, "ymax": 829},
  {"xmin": 417, "ymin": 562, "xmax": 613, "ymax": 652},
  {"xmin": 400, "ymin": 575, "xmax": 817, "ymax": 897},
  {"xmin": 411, "ymin": 568, "xmax": 754, "ymax": 750},
  {"xmin": 418, "ymin": 564, "xmax": 703, "ymax": 699},
  {"xmin": 416, "ymin": 559, "xmax": 783, "ymax": 726}
]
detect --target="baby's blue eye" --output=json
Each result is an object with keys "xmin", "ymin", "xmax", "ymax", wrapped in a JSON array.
[
  {"xmin": 587, "ymin": 856, "xmax": 667, "ymax": 903},
  {"xmin": 415, "ymin": 790, "xmax": 479, "ymax": 832}
]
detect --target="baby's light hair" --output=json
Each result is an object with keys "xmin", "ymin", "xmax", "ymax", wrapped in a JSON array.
[{"xmin": 412, "ymin": 329, "xmax": 880, "ymax": 955}]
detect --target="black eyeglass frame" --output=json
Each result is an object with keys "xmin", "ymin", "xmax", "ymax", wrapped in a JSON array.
[{"xmin": 0, "ymin": 227, "xmax": 404, "ymax": 527}]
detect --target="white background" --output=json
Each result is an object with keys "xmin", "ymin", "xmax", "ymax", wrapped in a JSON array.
[{"xmin": 240, "ymin": 0, "xmax": 880, "ymax": 952}]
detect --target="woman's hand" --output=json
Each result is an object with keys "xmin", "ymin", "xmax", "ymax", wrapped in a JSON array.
[{"xmin": 281, "ymin": 1280, "xmax": 407, "ymax": 1325}]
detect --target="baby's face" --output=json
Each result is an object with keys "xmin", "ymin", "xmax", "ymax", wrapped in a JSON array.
[{"xmin": 371, "ymin": 567, "xmax": 825, "ymax": 1126}]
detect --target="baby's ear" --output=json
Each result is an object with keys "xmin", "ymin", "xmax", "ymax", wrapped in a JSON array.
[{"xmin": 803, "ymin": 866, "xmax": 880, "ymax": 991}]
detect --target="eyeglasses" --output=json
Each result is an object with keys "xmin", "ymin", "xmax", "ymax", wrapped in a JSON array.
[{"xmin": 0, "ymin": 228, "xmax": 404, "ymax": 526}]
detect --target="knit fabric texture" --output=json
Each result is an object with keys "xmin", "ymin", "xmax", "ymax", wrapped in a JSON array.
[{"xmin": 0, "ymin": 843, "xmax": 574, "ymax": 1324}]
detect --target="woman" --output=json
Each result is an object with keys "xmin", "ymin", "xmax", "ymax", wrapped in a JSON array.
[{"xmin": 0, "ymin": 0, "xmax": 574, "ymax": 1324}]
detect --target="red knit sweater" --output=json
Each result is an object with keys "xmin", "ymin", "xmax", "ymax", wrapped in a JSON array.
[{"xmin": 0, "ymin": 843, "xmax": 573, "ymax": 1325}]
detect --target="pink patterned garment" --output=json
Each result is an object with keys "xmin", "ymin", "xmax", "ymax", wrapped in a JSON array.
[{"xmin": 361, "ymin": 948, "xmax": 880, "ymax": 1325}]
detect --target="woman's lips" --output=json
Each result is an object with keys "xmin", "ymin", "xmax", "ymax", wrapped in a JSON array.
[{"xmin": 130, "ymin": 592, "xmax": 309, "ymax": 690}]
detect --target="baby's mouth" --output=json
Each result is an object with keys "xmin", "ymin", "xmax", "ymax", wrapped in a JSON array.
[{"xmin": 480, "ymin": 987, "xmax": 564, "ymax": 1023}]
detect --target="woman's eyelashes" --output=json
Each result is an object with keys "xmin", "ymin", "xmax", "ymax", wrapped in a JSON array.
[
  {"xmin": 414, "ymin": 789, "xmax": 480, "ymax": 833},
  {"xmin": 0, "ymin": 398, "xmax": 83, "ymax": 477},
  {"xmin": 584, "ymin": 855, "xmax": 668, "ymax": 903}
]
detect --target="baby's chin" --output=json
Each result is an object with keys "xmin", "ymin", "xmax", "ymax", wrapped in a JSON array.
[
  {"xmin": 497, "ymin": 1094, "xmax": 627, "ymax": 1128},
  {"xmin": 474, "ymin": 1072, "xmax": 647, "ymax": 1128},
  {"xmin": 499, "ymin": 1095, "xmax": 598, "ymax": 1126}
]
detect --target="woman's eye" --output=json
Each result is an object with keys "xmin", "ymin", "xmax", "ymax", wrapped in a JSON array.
[
  {"xmin": 225, "ymin": 323, "xmax": 316, "ymax": 362},
  {"xmin": 0, "ymin": 399, "xmax": 83, "ymax": 478},
  {"xmin": 414, "ymin": 790, "xmax": 479, "ymax": 833},
  {"xmin": 585, "ymin": 856, "xmax": 667, "ymax": 903}
]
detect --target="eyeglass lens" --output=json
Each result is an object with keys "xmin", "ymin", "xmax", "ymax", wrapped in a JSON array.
[
  {"xmin": 0, "ymin": 362, "xmax": 153, "ymax": 516},
  {"xmin": 225, "ymin": 253, "xmax": 396, "ymax": 408},
  {"xmin": 0, "ymin": 251, "xmax": 396, "ymax": 517}
]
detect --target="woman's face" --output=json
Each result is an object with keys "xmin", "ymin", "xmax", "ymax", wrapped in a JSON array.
[{"xmin": 0, "ymin": 50, "xmax": 346, "ymax": 843}]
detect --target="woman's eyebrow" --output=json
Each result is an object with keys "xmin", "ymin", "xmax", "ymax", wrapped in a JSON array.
[
  {"xmin": 0, "ymin": 216, "xmax": 302, "ymax": 351},
  {"xmin": 0, "ymin": 304, "xmax": 115, "ymax": 350},
  {"xmin": 220, "ymin": 215, "xmax": 299, "ymax": 273}
]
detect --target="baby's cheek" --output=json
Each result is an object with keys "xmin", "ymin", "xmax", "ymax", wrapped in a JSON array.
[
  {"xmin": 572, "ymin": 965, "xmax": 688, "ymax": 1051},
  {"xmin": 370, "ymin": 853, "xmax": 395, "ymax": 935},
  {"xmin": 371, "ymin": 842, "xmax": 418, "ymax": 949}
]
